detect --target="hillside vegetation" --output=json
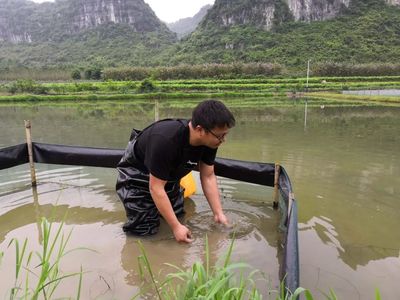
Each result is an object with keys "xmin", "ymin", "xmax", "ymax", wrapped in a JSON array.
[
  {"xmin": 0, "ymin": 24, "xmax": 176, "ymax": 69},
  {"xmin": 160, "ymin": 4, "xmax": 400, "ymax": 68},
  {"xmin": 0, "ymin": 0, "xmax": 399, "ymax": 72}
]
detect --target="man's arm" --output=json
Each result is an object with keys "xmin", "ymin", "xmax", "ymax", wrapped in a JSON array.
[
  {"xmin": 149, "ymin": 174, "xmax": 193, "ymax": 243},
  {"xmin": 199, "ymin": 161, "xmax": 229, "ymax": 225}
]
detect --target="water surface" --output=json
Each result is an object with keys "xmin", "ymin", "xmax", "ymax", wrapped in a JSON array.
[{"xmin": 0, "ymin": 100, "xmax": 399, "ymax": 299}]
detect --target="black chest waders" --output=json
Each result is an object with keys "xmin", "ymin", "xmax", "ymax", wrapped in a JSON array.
[{"xmin": 116, "ymin": 128, "xmax": 185, "ymax": 236}]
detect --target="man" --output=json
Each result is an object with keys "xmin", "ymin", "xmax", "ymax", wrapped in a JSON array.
[{"xmin": 116, "ymin": 99, "xmax": 235, "ymax": 243}]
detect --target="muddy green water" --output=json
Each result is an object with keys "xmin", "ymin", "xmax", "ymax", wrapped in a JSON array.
[{"xmin": 0, "ymin": 100, "xmax": 399, "ymax": 299}]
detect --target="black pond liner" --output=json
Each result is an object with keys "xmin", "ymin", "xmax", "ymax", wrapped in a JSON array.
[{"xmin": 0, "ymin": 142, "xmax": 299, "ymax": 295}]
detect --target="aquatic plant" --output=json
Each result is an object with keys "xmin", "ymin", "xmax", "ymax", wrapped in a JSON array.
[
  {"xmin": 133, "ymin": 236, "xmax": 384, "ymax": 300},
  {"xmin": 134, "ymin": 236, "xmax": 308, "ymax": 300},
  {"xmin": 158, "ymin": 237, "xmax": 264, "ymax": 299},
  {"xmin": 2, "ymin": 218, "xmax": 84, "ymax": 300}
]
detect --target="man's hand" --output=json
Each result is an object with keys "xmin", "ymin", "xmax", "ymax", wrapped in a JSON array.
[
  {"xmin": 214, "ymin": 212, "xmax": 230, "ymax": 226},
  {"xmin": 172, "ymin": 223, "xmax": 193, "ymax": 243}
]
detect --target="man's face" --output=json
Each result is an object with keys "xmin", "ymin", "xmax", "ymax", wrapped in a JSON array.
[{"xmin": 202, "ymin": 125, "xmax": 230, "ymax": 148}]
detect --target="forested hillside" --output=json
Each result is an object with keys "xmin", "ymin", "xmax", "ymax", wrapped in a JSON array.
[
  {"xmin": 0, "ymin": 0, "xmax": 399, "ymax": 70},
  {"xmin": 0, "ymin": 0, "xmax": 176, "ymax": 68},
  {"xmin": 159, "ymin": 1, "xmax": 400, "ymax": 68}
]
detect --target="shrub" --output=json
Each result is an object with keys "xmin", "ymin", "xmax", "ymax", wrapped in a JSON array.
[
  {"xmin": 74, "ymin": 82, "xmax": 100, "ymax": 92},
  {"xmin": 71, "ymin": 69, "xmax": 82, "ymax": 80},
  {"xmin": 84, "ymin": 67, "xmax": 102, "ymax": 80},
  {"xmin": 7, "ymin": 80, "xmax": 49, "ymax": 95},
  {"xmin": 103, "ymin": 67, "xmax": 151, "ymax": 81},
  {"xmin": 138, "ymin": 78, "xmax": 157, "ymax": 93},
  {"xmin": 103, "ymin": 63, "xmax": 283, "ymax": 81}
]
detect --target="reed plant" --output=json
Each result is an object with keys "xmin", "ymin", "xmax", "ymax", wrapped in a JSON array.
[
  {"xmin": 313, "ymin": 63, "xmax": 400, "ymax": 77},
  {"xmin": 134, "ymin": 236, "xmax": 310, "ymax": 300},
  {"xmin": 2, "ymin": 217, "xmax": 84, "ymax": 300},
  {"xmin": 0, "ymin": 68, "xmax": 71, "ymax": 81},
  {"xmin": 133, "ymin": 236, "xmax": 384, "ymax": 300},
  {"xmin": 103, "ymin": 63, "xmax": 283, "ymax": 81}
]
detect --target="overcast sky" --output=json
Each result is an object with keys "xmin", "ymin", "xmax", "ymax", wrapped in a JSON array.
[
  {"xmin": 145, "ymin": 0, "xmax": 215, "ymax": 23},
  {"xmin": 31, "ymin": 0, "xmax": 215, "ymax": 23}
]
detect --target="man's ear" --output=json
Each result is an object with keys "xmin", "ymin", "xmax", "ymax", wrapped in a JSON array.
[{"xmin": 195, "ymin": 125, "xmax": 204, "ymax": 134}]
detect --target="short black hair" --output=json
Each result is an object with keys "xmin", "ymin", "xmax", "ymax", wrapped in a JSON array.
[{"xmin": 191, "ymin": 99, "xmax": 235, "ymax": 130}]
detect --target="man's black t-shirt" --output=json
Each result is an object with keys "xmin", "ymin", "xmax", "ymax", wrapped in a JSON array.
[{"xmin": 135, "ymin": 119, "xmax": 217, "ymax": 181}]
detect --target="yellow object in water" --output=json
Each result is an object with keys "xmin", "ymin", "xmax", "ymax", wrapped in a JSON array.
[{"xmin": 180, "ymin": 172, "xmax": 196, "ymax": 198}]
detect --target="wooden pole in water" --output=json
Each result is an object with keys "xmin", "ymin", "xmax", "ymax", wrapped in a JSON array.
[
  {"xmin": 32, "ymin": 184, "xmax": 43, "ymax": 243},
  {"xmin": 273, "ymin": 163, "xmax": 280, "ymax": 209},
  {"xmin": 24, "ymin": 120, "xmax": 37, "ymax": 187},
  {"xmin": 304, "ymin": 59, "xmax": 310, "ymax": 131},
  {"xmin": 154, "ymin": 99, "xmax": 159, "ymax": 121}
]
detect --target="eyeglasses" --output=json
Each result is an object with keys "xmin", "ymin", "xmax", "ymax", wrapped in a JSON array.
[{"xmin": 206, "ymin": 128, "xmax": 227, "ymax": 142}]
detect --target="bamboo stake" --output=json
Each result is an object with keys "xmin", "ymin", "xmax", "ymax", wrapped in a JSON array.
[
  {"xmin": 154, "ymin": 99, "xmax": 159, "ymax": 121},
  {"xmin": 273, "ymin": 163, "xmax": 280, "ymax": 209},
  {"xmin": 24, "ymin": 120, "xmax": 37, "ymax": 187}
]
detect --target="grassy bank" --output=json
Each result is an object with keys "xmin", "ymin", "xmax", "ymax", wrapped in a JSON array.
[
  {"xmin": 308, "ymin": 92, "xmax": 400, "ymax": 105},
  {"xmin": 1, "ymin": 63, "xmax": 399, "ymax": 82},
  {"xmin": 0, "ymin": 76, "xmax": 398, "ymax": 106},
  {"xmin": 1, "ymin": 76, "xmax": 400, "ymax": 93},
  {"xmin": 0, "ymin": 92, "xmax": 279, "ymax": 103}
]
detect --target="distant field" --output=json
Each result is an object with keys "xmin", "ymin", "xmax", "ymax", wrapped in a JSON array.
[{"xmin": 0, "ymin": 76, "xmax": 399, "ymax": 106}]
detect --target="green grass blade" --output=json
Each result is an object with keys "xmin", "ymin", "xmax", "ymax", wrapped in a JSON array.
[
  {"xmin": 375, "ymin": 288, "xmax": 382, "ymax": 300},
  {"xmin": 45, "ymin": 219, "xmax": 64, "ymax": 262},
  {"xmin": 136, "ymin": 240, "xmax": 162, "ymax": 300},
  {"xmin": 17, "ymin": 239, "xmax": 28, "ymax": 279},
  {"xmin": 205, "ymin": 274, "xmax": 232, "ymax": 299},
  {"xmin": 320, "ymin": 288, "xmax": 338, "ymax": 300},
  {"xmin": 76, "ymin": 266, "xmax": 83, "ymax": 300},
  {"xmin": 291, "ymin": 287, "xmax": 307, "ymax": 299},
  {"xmin": 223, "ymin": 234, "xmax": 235, "ymax": 269},
  {"xmin": 222, "ymin": 287, "xmax": 239, "ymax": 300},
  {"xmin": 304, "ymin": 289, "xmax": 315, "ymax": 300},
  {"xmin": 36, "ymin": 271, "xmax": 84, "ymax": 292}
]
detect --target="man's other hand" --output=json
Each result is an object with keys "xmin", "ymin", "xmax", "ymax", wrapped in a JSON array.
[{"xmin": 214, "ymin": 212, "xmax": 230, "ymax": 227}]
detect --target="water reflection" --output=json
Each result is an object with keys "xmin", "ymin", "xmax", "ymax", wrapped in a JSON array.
[{"xmin": 0, "ymin": 184, "xmax": 124, "ymax": 245}]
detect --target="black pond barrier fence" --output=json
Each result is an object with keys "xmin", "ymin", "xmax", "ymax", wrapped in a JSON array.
[{"xmin": 0, "ymin": 142, "xmax": 299, "ymax": 295}]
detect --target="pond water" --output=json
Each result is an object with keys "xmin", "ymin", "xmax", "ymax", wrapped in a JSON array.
[{"xmin": 0, "ymin": 100, "xmax": 400, "ymax": 299}]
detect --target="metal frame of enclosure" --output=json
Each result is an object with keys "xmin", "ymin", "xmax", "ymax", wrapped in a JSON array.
[{"xmin": 0, "ymin": 141, "xmax": 299, "ymax": 295}]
